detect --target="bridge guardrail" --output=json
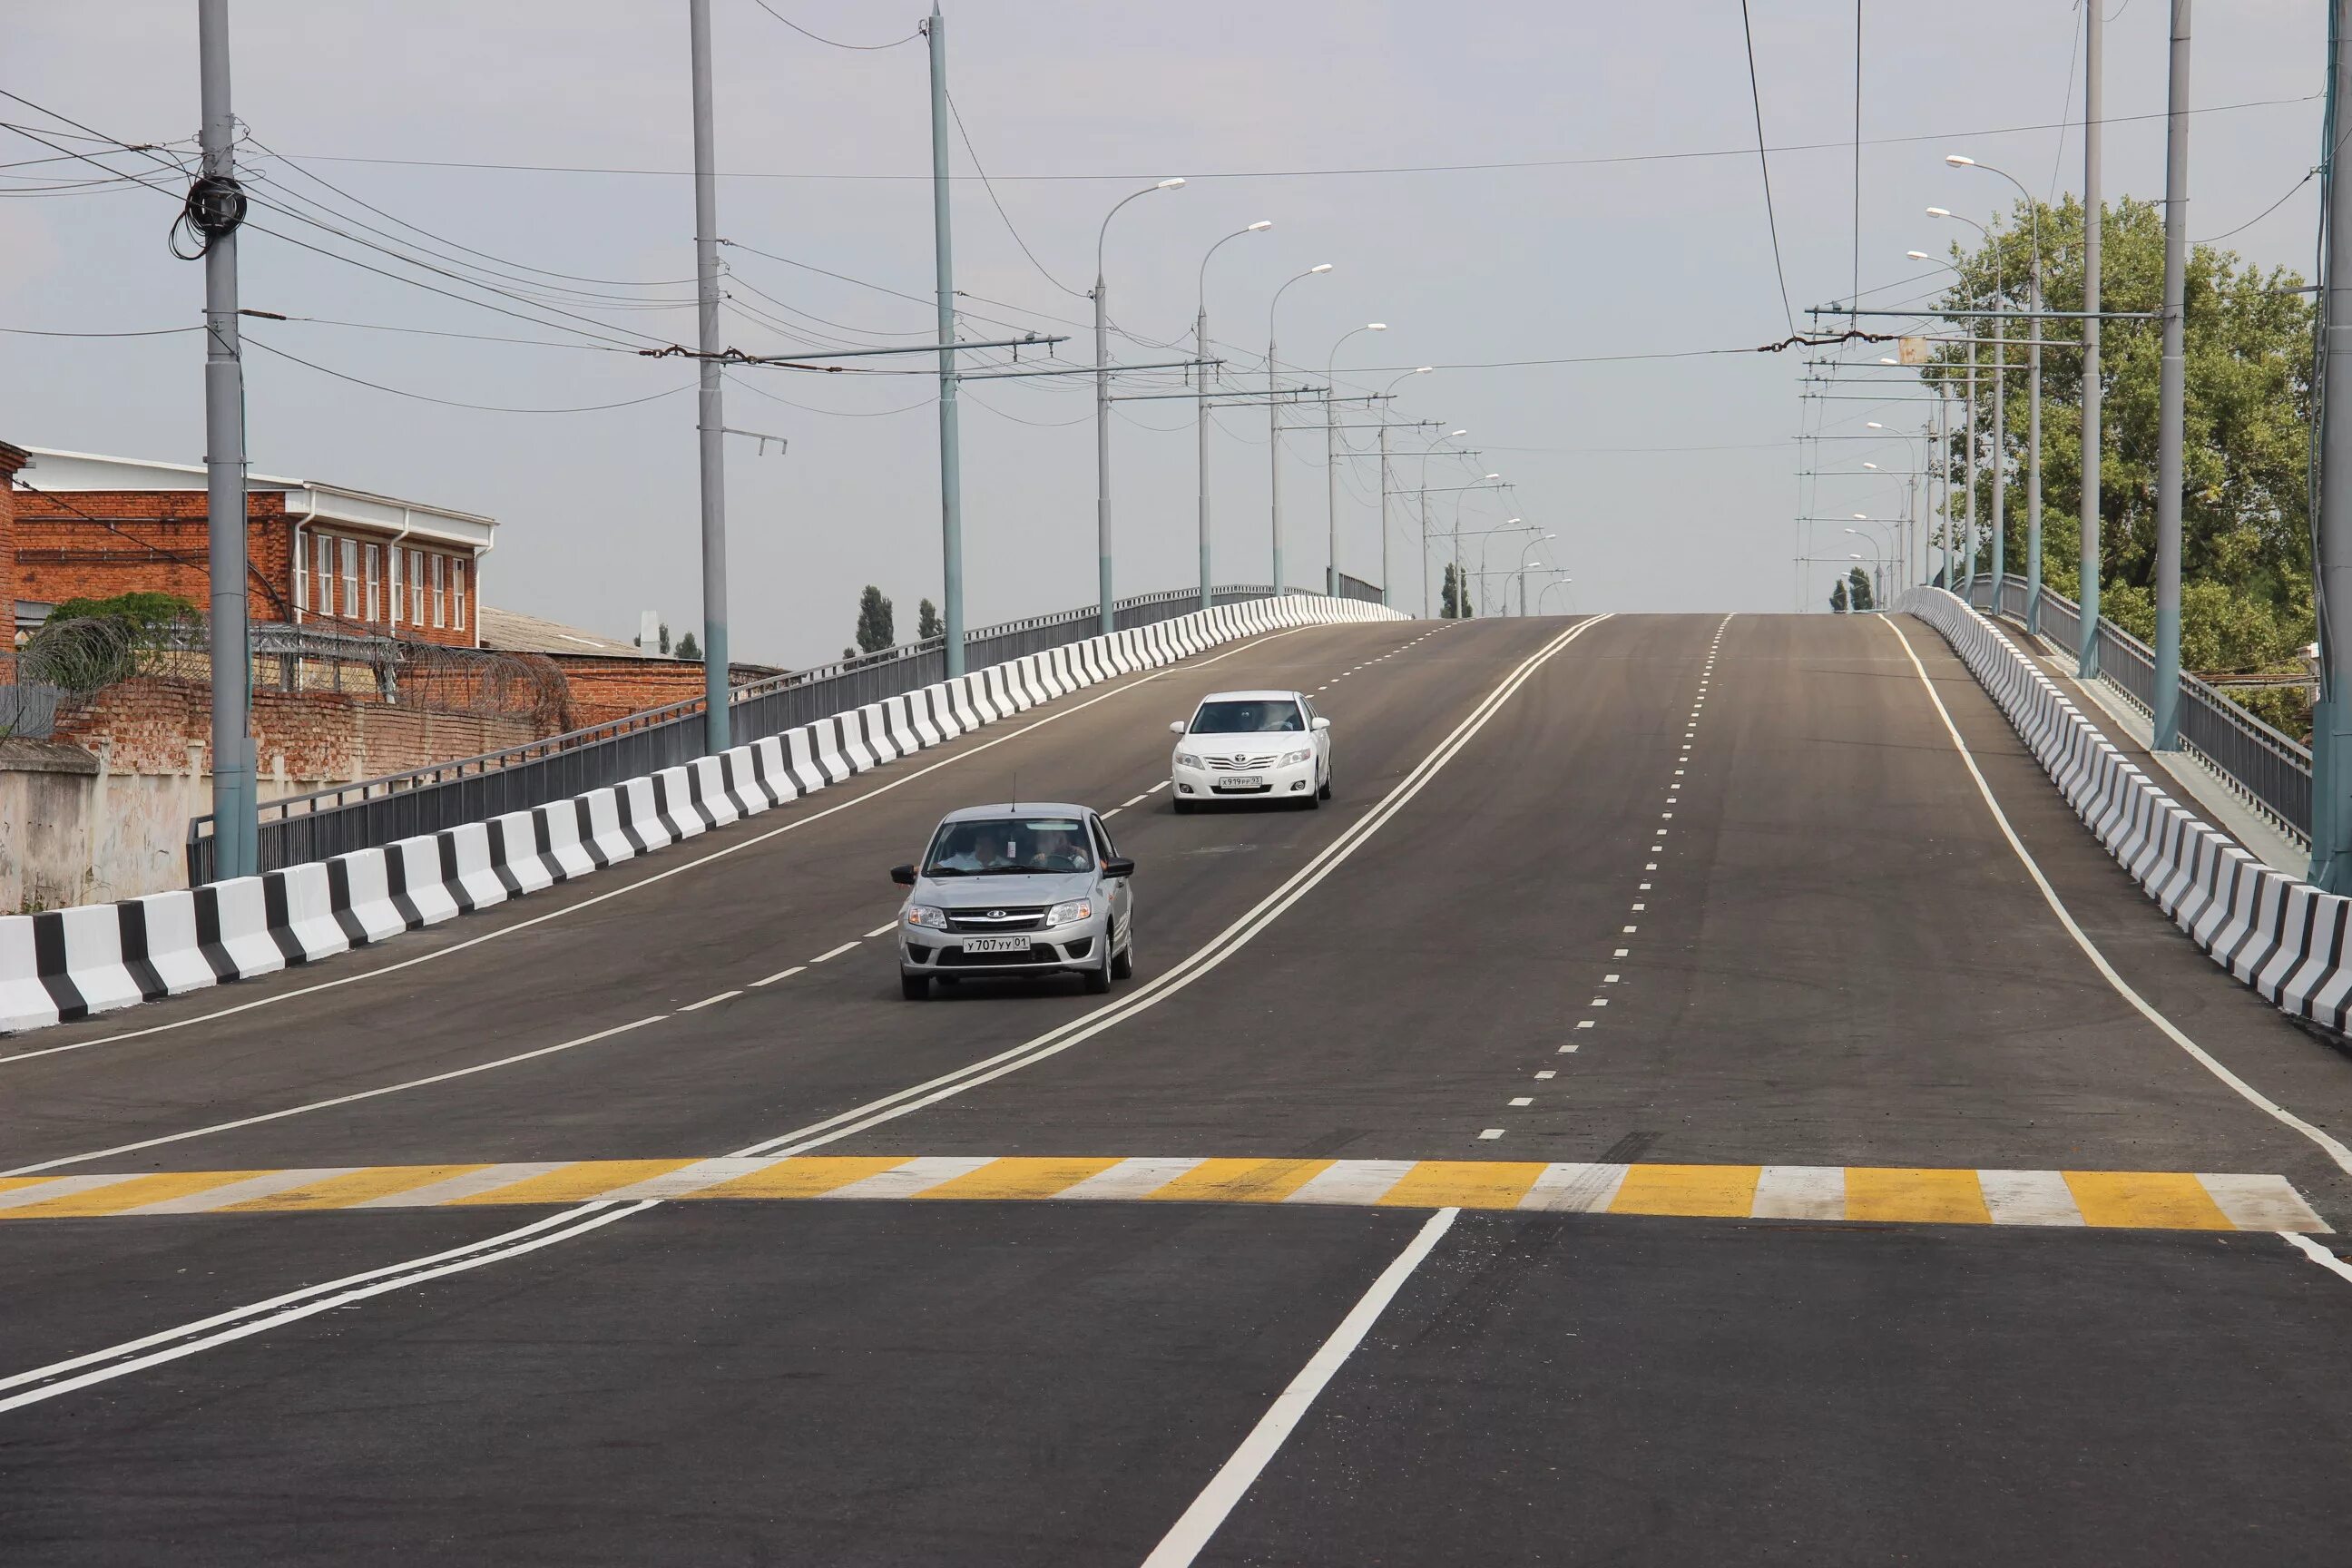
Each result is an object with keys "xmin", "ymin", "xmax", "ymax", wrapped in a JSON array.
[{"xmin": 1962, "ymin": 573, "xmax": 2310, "ymax": 844}]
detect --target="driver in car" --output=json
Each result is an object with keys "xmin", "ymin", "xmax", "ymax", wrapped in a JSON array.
[{"xmin": 1028, "ymin": 825, "xmax": 1093, "ymax": 872}]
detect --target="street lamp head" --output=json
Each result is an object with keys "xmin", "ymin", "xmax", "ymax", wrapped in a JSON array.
[
  {"xmin": 1245, "ymin": 220, "xmax": 1272, "ymax": 231},
  {"xmin": 1308, "ymin": 263, "xmax": 1333, "ymax": 274},
  {"xmin": 1851, "ymin": 513, "xmax": 1868, "ymax": 520},
  {"xmin": 1944, "ymin": 154, "xmax": 1975, "ymax": 167},
  {"xmin": 1448, "ymin": 428, "xmax": 1466, "ymax": 436},
  {"xmin": 1413, "ymin": 365, "xmax": 1433, "ymax": 375},
  {"xmin": 1485, "ymin": 474, "xmax": 1501, "ymax": 481},
  {"xmin": 1366, "ymin": 322, "xmax": 1387, "ymax": 331},
  {"xmin": 1866, "ymin": 421, "xmax": 1886, "ymax": 429},
  {"xmin": 1906, "ymin": 250, "xmax": 1932, "ymax": 260},
  {"xmin": 1506, "ymin": 516, "xmax": 1523, "ymax": 524},
  {"xmin": 1861, "ymin": 461, "xmax": 1879, "ymax": 469},
  {"xmin": 1926, "ymin": 206, "xmax": 1953, "ymax": 219},
  {"xmin": 1156, "ymin": 177, "xmax": 1187, "ymax": 189}
]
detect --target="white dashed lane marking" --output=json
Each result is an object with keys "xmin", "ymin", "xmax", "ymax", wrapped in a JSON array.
[
  {"xmin": 750, "ymin": 965, "xmax": 806, "ymax": 988},
  {"xmin": 810, "ymin": 941, "xmax": 860, "ymax": 964},
  {"xmin": 680, "ymin": 990, "xmax": 740, "ymax": 1013}
]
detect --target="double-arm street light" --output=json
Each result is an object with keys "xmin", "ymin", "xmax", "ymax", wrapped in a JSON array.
[
  {"xmin": 1909, "ymin": 248, "xmax": 1981, "ymax": 596},
  {"xmin": 1372, "ymin": 366, "xmax": 1434, "ymax": 609},
  {"xmin": 1093, "ymin": 176, "xmax": 1184, "ymax": 633},
  {"xmin": 1947, "ymin": 154, "xmax": 2045, "ymax": 631},
  {"xmin": 1267, "ymin": 263, "xmax": 1333, "ymax": 593},
  {"xmin": 1195, "ymin": 220, "xmax": 1271, "ymax": 610},
  {"xmin": 1325, "ymin": 322, "xmax": 1387, "ymax": 596}
]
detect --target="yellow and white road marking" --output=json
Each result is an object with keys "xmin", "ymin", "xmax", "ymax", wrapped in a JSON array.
[{"xmin": 0, "ymin": 1156, "xmax": 2324, "ymax": 1232}]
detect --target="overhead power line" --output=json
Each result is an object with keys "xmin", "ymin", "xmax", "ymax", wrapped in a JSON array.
[
  {"xmin": 744, "ymin": 1, "xmax": 921, "ymax": 51},
  {"xmin": 244, "ymin": 335, "xmax": 696, "ymax": 414},
  {"xmin": 1738, "ymin": 0, "xmax": 1798, "ymax": 338}
]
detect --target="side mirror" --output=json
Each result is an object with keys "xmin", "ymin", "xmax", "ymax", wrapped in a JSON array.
[
  {"xmin": 1310, "ymin": 716, "xmax": 1331, "ymax": 732},
  {"xmin": 890, "ymin": 864, "xmax": 917, "ymax": 887},
  {"xmin": 1168, "ymin": 720, "xmax": 1188, "ymax": 735},
  {"xmin": 1102, "ymin": 857, "xmax": 1136, "ymax": 879}
]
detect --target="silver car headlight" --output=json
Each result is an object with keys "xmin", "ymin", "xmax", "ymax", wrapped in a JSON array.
[
  {"xmin": 1279, "ymin": 748, "xmax": 1313, "ymax": 767},
  {"xmin": 1175, "ymin": 751, "xmax": 1204, "ymax": 769},
  {"xmin": 905, "ymin": 905, "xmax": 949, "ymax": 930},
  {"xmin": 1045, "ymin": 898, "xmax": 1094, "ymax": 927}
]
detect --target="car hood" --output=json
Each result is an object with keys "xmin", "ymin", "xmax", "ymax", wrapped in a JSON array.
[{"xmin": 913, "ymin": 870, "xmax": 1097, "ymax": 907}]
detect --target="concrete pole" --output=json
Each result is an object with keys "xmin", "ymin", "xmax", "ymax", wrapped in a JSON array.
[
  {"xmin": 1197, "ymin": 301, "xmax": 1213, "ymax": 611},
  {"xmin": 198, "ymin": 0, "xmax": 255, "ymax": 880},
  {"xmin": 2078, "ymin": 0, "xmax": 2103, "ymax": 678},
  {"xmin": 2311, "ymin": 0, "xmax": 2352, "ymax": 888},
  {"xmin": 1963, "ymin": 338, "xmax": 1978, "ymax": 595},
  {"xmin": 1419, "ymin": 485, "xmax": 1430, "ymax": 616},
  {"xmin": 1990, "ymin": 288, "xmax": 2007, "ymax": 605},
  {"xmin": 689, "ymin": 0, "xmax": 730, "ymax": 752},
  {"xmin": 1093, "ymin": 275, "xmax": 1113, "ymax": 635},
  {"xmin": 2025, "ymin": 214, "xmax": 2045, "ymax": 634},
  {"xmin": 1377, "ymin": 423, "xmax": 1392, "ymax": 608},
  {"xmin": 2152, "ymin": 0, "xmax": 2190, "ymax": 750},
  {"xmin": 926, "ymin": 5, "xmax": 966, "ymax": 676},
  {"xmin": 1268, "ymin": 340, "xmax": 1283, "ymax": 594},
  {"xmin": 1324, "ymin": 395, "xmax": 1339, "ymax": 596}
]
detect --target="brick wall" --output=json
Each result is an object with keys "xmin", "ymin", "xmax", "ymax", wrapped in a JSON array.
[
  {"xmin": 552, "ymin": 656, "xmax": 710, "ymax": 727},
  {"xmin": 53, "ymin": 677, "xmax": 537, "ymax": 784},
  {"xmin": 0, "ymin": 442, "xmax": 24, "ymax": 681},
  {"xmin": 11, "ymin": 487, "xmax": 298, "ymax": 622}
]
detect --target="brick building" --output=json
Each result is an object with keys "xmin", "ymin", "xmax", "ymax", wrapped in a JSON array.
[
  {"xmin": 0, "ymin": 439, "xmax": 26, "ymax": 674},
  {"xmin": 7, "ymin": 447, "xmax": 495, "ymax": 647}
]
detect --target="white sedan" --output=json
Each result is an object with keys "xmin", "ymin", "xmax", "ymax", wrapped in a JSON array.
[{"xmin": 1168, "ymin": 689, "xmax": 1332, "ymax": 812}]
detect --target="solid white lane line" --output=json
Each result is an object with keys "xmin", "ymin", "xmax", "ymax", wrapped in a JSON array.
[
  {"xmin": 749, "ymin": 965, "xmax": 806, "ymax": 987},
  {"xmin": 1882, "ymin": 614, "xmax": 2352, "ymax": 1177},
  {"xmin": 5, "ymin": 1016, "xmax": 668, "ymax": 1177},
  {"xmin": 1138, "ymin": 1204, "xmax": 1459, "ymax": 1568},
  {"xmin": 1, "ymin": 624, "xmax": 1313, "ymax": 1068},
  {"xmin": 809, "ymin": 942, "xmax": 859, "ymax": 964},
  {"xmin": 679, "ymin": 991, "xmax": 739, "ymax": 1012},
  {"xmin": 2282, "ymin": 1231, "xmax": 2352, "ymax": 1285},
  {"xmin": 864, "ymin": 922, "xmax": 898, "ymax": 938}
]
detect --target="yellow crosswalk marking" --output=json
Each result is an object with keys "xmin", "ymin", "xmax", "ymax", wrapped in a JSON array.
[
  {"xmin": 916, "ymin": 1157, "xmax": 1125, "ymax": 1200},
  {"xmin": 0, "ymin": 1171, "xmax": 265, "ymax": 1220},
  {"xmin": 684, "ymin": 1157, "xmax": 906, "ymax": 1200},
  {"xmin": 1610, "ymin": 1163, "xmax": 1762, "ymax": 1218},
  {"xmin": 1143, "ymin": 1158, "xmax": 1335, "ymax": 1203},
  {"xmin": 227, "ymin": 1164, "xmax": 494, "ymax": 1211},
  {"xmin": 1379, "ymin": 1161, "xmax": 1549, "ymax": 1210},
  {"xmin": 445, "ymin": 1160, "xmax": 707, "ymax": 1207},
  {"xmin": 1846, "ymin": 1167, "xmax": 1991, "ymax": 1225},
  {"xmin": 2064, "ymin": 1170, "xmax": 2233, "ymax": 1230}
]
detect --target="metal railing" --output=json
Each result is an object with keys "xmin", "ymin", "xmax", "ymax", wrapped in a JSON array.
[
  {"xmin": 1961, "ymin": 574, "xmax": 2311, "ymax": 841},
  {"xmin": 189, "ymin": 583, "xmax": 1289, "ymax": 882},
  {"xmin": 1336, "ymin": 573, "xmax": 1385, "ymax": 606}
]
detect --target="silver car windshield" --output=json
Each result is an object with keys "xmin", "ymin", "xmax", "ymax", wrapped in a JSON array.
[
  {"xmin": 924, "ymin": 818, "xmax": 1096, "ymax": 876},
  {"xmin": 1191, "ymin": 699, "xmax": 1304, "ymax": 733}
]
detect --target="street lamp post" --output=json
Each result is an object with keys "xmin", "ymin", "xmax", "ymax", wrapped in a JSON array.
[
  {"xmin": 1930, "ymin": 205, "xmax": 2004, "ymax": 608},
  {"xmin": 1268, "ymin": 263, "xmax": 1333, "ymax": 594},
  {"xmin": 1514, "ymin": 534, "xmax": 1558, "ymax": 615},
  {"xmin": 1375, "ymin": 367, "xmax": 1432, "ymax": 610},
  {"xmin": 1947, "ymin": 155, "xmax": 2044, "ymax": 632},
  {"xmin": 1093, "ymin": 176, "xmax": 1185, "ymax": 635},
  {"xmin": 1460, "ymin": 481, "xmax": 1503, "ymax": 616},
  {"xmin": 1195, "ymin": 220, "xmax": 1271, "ymax": 611},
  {"xmin": 1325, "ymin": 322, "xmax": 1387, "ymax": 597},
  {"xmin": 1413, "ymin": 428, "xmax": 1467, "ymax": 616}
]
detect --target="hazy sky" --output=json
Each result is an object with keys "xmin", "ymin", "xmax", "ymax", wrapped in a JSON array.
[{"xmin": 0, "ymin": 2, "xmax": 2326, "ymax": 665}]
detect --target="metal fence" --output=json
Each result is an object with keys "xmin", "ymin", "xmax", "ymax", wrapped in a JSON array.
[
  {"xmin": 0, "ymin": 683, "xmax": 66, "ymax": 740},
  {"xmin": 190, "ymin": 583, "xmax": 1289, "ymax": 882},
  {"xmin": 1961, "ymin": 574, "xmax": 2311, "ymax": 841},
  {"xmin": 1336, "ymin": 573, "xmax": 1385, "ymax": 606}
]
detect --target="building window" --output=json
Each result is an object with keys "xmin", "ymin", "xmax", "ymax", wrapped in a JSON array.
[
  {"xmin": 432, "ymin": 553, "xmax": 446, "ymax": 629},
  {"xmin": 314, "ymin": 534, "xmax": 334, "ymax": 618},
  {"xmin": 388, "ymin": 545, "xmax": 404, "ymax": 626},
  {"xmin": 452, "ymin": 559, "xmax": 466, "ymax": 632},
  {"xmin": 363, "ymin": 544, "xmax": 380, "ymax": 622},
  {"xmin": 341, "ymin": 538, "xmax": 359, "ymax": 623},
  {"xmin": 410, "ymin": 548, "xmax": 426, "ymax": 625}
]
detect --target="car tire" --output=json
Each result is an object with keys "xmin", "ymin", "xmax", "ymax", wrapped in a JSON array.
[
  {"xmin": 1302, "ymin": 786, "xmax": 1322, "ymax": 810},
  {"xmin": 900, "ymin": 974, "xmax": 929, "ymax": 1001},
  {"xmin": 1111, "ymin": 927, "xmax": 1134, "ymax": 980},
  {"xmin": 1318, "ymin": 769, "xmax": 1333, "ymax": 801},
  {"xmin": 1083, "ymin": 955, "xmax": 1112, "ymax": 994}
]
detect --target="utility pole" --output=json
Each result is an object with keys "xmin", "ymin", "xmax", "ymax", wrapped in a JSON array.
[
  {"xmin": 688, "ymin": 0, "xmax": 730, "ymax": 751},
  {"xmin": 1377, "ymin": 423, "xmax": 1392, "ymax": 609},
  {"xmin": 197, "ymin": 0, "xmax": 255, "ymax": 880},
  {"xmin": 1990, "ymin": 262, "xmax": 2007, "ymax": 607},
  {"xmin": 2078, "ymin": 0, "xmax": 2103, "ymax": 678},
  {"xmin": 2312, "ymin": 0, "xmax": 2352, "ymax": 888},
  {"xmin": 1093, "ymin": 264, "xmax": 1113, "ymax": 634},
  {"xmin": 2025, "ymin": 213, "xmax": 2045, "ymax": 634},
  {"xmin": 926, "ymin": 5, "xmax": 965, "ymax": 676},
  {"xmin": 2152, "ymin": 0, "xmax": 2190, "ymax": 750},
  {"xmin": 1269, "ymin": 348, "xmax": 1284, "ymax": 595},
  {"xmin": 1963, "ymin": 337, "xmax": 1977, "ymax": 595},
  {"xmin": 1197, "ymin": 302, "xmax": 1212, "ymax": 611},
  {"xmin": 1420, "ymin": 482, "xmax": 1431, "ymax": 615}
]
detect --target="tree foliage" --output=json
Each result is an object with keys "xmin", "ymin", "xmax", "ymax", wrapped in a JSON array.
[
  {"xmin": 1440, "ymin": 564, "xmax": 1473, "ymax": 619},
  {"xmin": 1829, "ymin": 577, "xmax": 1849, "ymax": 614},
  {"xmin": 918, "ymin": 597, "xmax": 944, "ymax": 640},
  {"xmin": 1847, "ymin": 565, "xmax": 1876, "ymax": 612},
  {"xmin": 855, "ymin": 585, "xmax": 896, "ymax": 654},
  {"xmin": 1925, "ymin": 193, "xmax": 2314, "ymax": 673},
  {"xmin": 674, "ymin": 631, "xmax": 701, "ymax": 662}
]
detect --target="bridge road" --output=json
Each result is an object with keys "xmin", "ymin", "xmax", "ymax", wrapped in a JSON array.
[{"xmin": 7, "ymin": 612, "xmax": 2352, "ymax": 1564}]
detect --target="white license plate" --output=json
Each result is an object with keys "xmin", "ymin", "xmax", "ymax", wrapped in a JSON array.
[
  {"xmin": 962, "ymin": 936, "xmax": 1034, "ymax": 954},
  {"xmin": 1214, "ymin": 775, "xmax": 1263, "ymax": 789}
]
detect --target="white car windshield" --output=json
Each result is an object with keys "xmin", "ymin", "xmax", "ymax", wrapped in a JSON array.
[
  {"xmin": 1190, "ymin": 699, "xmax": 1304, "ymax": 734},
  {"xmin": 925, "ymin": 818, "xmax": 1095, "ymax": 876}
]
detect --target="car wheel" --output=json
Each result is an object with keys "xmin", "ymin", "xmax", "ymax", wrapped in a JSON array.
[
  {"xmin": 1111, "ymin": 926, "xmax": 1134, "ymax": 979},
  {"xmin": 1083, "ymin": 955, "xmax": 1112, "ymax": 994},
  {"xmin": 900, "ymin": 974, "xmax": 930, "ymax": 1001},
  {"xmin": 1318, "ymin": 769, "xmax": 1333, "ymax": 801},
  {"xmin": 1302, "ymin": 785, "xmax": 1322, "ymax": 810}
]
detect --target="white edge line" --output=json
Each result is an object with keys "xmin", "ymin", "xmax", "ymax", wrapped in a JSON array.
[
  {"xmin": 1139, "ymin": 1207, "xmax": 1459, "ymax": 1568},
  {"xmin": 1882, "ymin": 614, "xmax": 2352, "ymax": 1177}
]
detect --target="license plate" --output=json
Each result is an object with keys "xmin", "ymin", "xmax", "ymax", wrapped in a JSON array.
[
  {"xmin": 1214, "ymin": 775, "xmax": 1262, "ymax": 789},
  {"xmin": 963, "ymin": 936, "xmax": 1033, "ymax": 954}
]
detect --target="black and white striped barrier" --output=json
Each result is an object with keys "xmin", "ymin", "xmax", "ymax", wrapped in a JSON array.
[
  {"xmin": 1898, "ymin": 586, "xmax": 2352, "ymax": 1031},
  {"xmin": 0, "ymin": 593, "xmax": 1402, "ymax": 1034}
]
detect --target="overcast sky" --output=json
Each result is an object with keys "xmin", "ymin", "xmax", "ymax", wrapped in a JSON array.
[{"xmin": 0, "ymin": 2, "xmax": 2326, "ymax": 664}]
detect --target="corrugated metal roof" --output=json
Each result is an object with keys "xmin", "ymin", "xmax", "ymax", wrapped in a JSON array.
[{"xmin": 476, "ymin": 605, "xmax": 650, "ymax": 659}]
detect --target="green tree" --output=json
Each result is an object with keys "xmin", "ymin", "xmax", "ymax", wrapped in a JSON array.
[
  {"xmin": 44, "ymin": 591, "xmax": 199, "ymax": 632},
  {"xmin": 1440, "ymin": 564, "xmax": 1473, "ymax": 619},
  {"xmin": 854, "ymin": 585, "xmax": 895, "ymax": 653},
  {"xmin": 674, "ymin": 630, "xmax": 701, "ymax": 662},
  {"xmin": 658, "ymin": 622, "xmax": 672, "ymax": 656},
  {"xmin": 1923, "ymin": 193, "xmax": 2314, "ymax": 675},
  {"xmin": 1829, "ymin": 577, "xmax": 1849, "ymax": 614},
  {"xmin": 1847, "ymin": 566, "xmax": 1876, "ymax": 612},
  {"xmin": 918, "ymin": 597, "xmax": 944, "ymax": 640}
]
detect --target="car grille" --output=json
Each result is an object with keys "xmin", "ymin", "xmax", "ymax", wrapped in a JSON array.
[
  {"xmin": 945, "ymin": 905, "xmax": 1047, "ymax": 933},
  {"xmin": 1208, "ymin": 753, "xmax": 1280, "ymax": 771}
]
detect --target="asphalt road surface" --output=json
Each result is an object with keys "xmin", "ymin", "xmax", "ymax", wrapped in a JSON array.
[{"xmin": 6, "ymin": 611, "xmax": 2352, "ymax": 1566}]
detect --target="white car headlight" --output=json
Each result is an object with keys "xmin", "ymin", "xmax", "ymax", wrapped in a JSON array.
[
  {"xmin": 1279, "ymin": 749, "xmax": 1313, "ymax": 767},
  {"xmin": 1175, "ymin": 752, "xmax": 1204, "ymax": 769},
  {"xmin": 905, "ymin": 905, "xmax": 949, "ymax": 930},
  {"xmin": 1045, "ymin": 898, "xmax": 1094, "ymax": 927}
]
